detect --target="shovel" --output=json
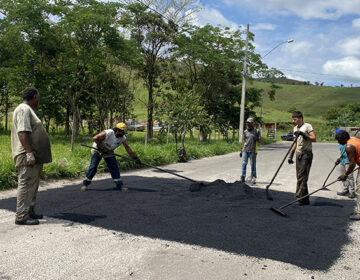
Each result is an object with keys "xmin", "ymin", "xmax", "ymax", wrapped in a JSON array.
[
  {"xmin": 80, "ymin": 144, "xmax": 206, "ymax": 192},
  {"xmin": 271, "ymin": 167, "xmax": 360, "ymax": 217}
]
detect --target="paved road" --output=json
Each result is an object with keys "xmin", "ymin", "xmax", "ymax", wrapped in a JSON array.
[{"xmin": 0, "ymin": 142, "xmax": 359, "ymax": 280}]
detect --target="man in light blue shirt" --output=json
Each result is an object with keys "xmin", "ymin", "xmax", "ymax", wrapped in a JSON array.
[{"xmin": 336, "ymin": 129, "xmax": 355, "ymax": 198}]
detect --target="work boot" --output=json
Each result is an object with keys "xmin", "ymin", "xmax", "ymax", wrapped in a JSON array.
[
  {"xmin": 115, "ymin": 182, "xmax": 128, "ymax": 192},
  {"xmin": 349, "ymin": 214, "xmax": 360, "ymax": 221},
  {"xmin": 348, "ymin": 193, "xmax": 356, "ymax": 199},
  {"xmin": 298, "ymin": 199, "xmax": 310, "ymax": 206},
  {"xmin": 29, "ymin": 213, "xmax": 43, "ymax": 219},
  {"xmin": 29, "ymin": 207, "xmax": 43, "ymax": 219},
  {"xmin": 240, "ymin": 177, "xmax": 245, "ymax": 183},
  {"xmin": 15, "ymin": 218, "xmax": 39, "ymax": 225},
  {"xmin": 251, "ymin": 177, "xmax": 256, "ymax": 184},
  {"xmin": 337, "ymin": 190, "xmax": 349, "ymax": 196},
  {"xmin": 81, "ymin": 185, "xmax": 88, "ymax": 192}
]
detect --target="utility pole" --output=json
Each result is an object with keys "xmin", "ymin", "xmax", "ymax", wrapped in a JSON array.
[{"xmin": 239, "ymin": 24, "xmax": 249, "ymax": 143}]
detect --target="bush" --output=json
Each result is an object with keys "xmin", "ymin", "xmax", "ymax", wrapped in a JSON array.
[{"xmin": 0, "ymin": 133, "xmax": 275, "ymax": 191}]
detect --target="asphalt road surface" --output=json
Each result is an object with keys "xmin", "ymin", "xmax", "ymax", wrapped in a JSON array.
[{"xmin": 1, "ymin": 142, "xmax": 359, "ymax": 280}]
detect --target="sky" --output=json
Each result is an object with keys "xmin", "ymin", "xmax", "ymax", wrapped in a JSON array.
[{"xmin": 192, "ymin": 0, "xmax": 360, "ymax": 86}]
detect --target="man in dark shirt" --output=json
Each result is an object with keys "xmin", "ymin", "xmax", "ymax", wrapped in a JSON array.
[{"xmin": 240, "ymin": 118, "xmax": 261, "ymax": 184}]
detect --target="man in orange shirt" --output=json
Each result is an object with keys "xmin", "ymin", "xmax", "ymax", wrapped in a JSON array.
[{"xmin": 335, "ymin": 130, "xmax": 360, "ymax": 221}]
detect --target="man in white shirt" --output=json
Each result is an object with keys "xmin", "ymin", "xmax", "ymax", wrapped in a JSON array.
[
  {"xmin": 288, "ymin": 111, "xmax": 316, "ymax": 205},
  {"xmin": 81, "ymin": 123, "xmax": 140, "ymax": 191}
]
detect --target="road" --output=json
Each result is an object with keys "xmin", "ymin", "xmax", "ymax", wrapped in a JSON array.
[{"xmin": 0, "ymin": 142, "xmax": 359, "ymax": 280}]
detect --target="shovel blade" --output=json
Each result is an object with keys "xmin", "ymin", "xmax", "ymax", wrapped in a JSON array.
[
  {"xmin": 189, "ymin": 182, "xmax": 205, "ymax": 192},
  {"xmin": 270, "ymin": 207, "xmax": 287, "ymax": 217},
  {"xmin": 265, "ymin": 188, "xmax": 273, "ymax": 201}
]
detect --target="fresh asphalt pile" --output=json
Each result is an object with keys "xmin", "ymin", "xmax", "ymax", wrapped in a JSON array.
[{"xmin": 189, "ymin": 179, "xmax": 255, "ymax": 200}]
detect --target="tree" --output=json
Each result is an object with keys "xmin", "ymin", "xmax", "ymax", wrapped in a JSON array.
[
  {"xmin": 156, "ymin": 89, "xmax": 207, "ymax": 150},
  {"xmin": 121, "ymin": 0, "xmax": 197, "ymax": 143},
  {"xmin": 173, "ymin": 24, "xmax": 276, "ymax": 139}
]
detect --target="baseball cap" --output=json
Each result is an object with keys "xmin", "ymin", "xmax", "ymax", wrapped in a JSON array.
[
  {"xmin": 246, "ymin": 117, "xmax": 254, "ymax": 123},
  {"xmin": 116, "ymin": 122, "xmax": 127, "ymax": 131}
]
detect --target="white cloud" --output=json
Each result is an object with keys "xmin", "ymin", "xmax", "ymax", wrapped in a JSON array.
[
  {"xmin": 323, "ymin": 56, "xmax": 360, "ymax": 82},
  {"xmin": 338, "ymin": 37, "xmax": 360, "ymax": 56},
  {"xmin": 193, "ymin": 6, "xmax": 239, "ymax": 29},
  {"xmin": 223, "ymin": 0, "xmax": 360, "ymax": 19},
  {"xmin": 252, "ymin": 23, "xmax": 277, "ymax": 31},
  {"xmin": 352, "ymin": 18, "xmax": 360, "ymax": 29},
  {"xmin": 285, "ymin": 73, "xmax": 307, "ymax": 82},
  {"xmin": 285, "ymin": 41, "xmax": 313, "ymax": 56}
]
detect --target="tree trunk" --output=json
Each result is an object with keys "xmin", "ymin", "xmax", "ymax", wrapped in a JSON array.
[
  {"xmin": 199, "ymin": 130, "xmax": 208, "ymax": 142},
  {"xmin": 65, "ymin": 105, "xmax": 70, "ymax": 136},
  {"xmin": 110, "ymin": 108, "xmax": 114, "ymax": 128},
  {"xmin": 145, "ymin": 79, "xmax": 154, "ymax": 144},
  {"xmin": 71, "ymin": 107, "xmax": 79, "ymax": 153}
]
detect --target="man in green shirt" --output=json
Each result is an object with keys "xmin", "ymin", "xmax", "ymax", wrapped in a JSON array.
[{"xmin": 11, "ymin": 88, "xmax": 52, "ymax": 225}]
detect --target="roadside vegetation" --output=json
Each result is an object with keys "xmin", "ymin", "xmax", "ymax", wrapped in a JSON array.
[{"xmin": 0, "ymin": 132, "xmax": 274, "ymax": 191}]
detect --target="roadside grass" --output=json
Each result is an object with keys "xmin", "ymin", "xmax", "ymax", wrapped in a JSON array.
[
  {"xmin": 0, "ymin": 132, "xmax": 275, "ymax": 191},
  {"xmin": 250, "ymin": 81, "xmax": 359, "ymax": 122}
]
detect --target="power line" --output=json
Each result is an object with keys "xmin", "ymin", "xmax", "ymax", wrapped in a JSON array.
[{"xmin": 278, "ymin": 68, "xmax": 360, "ymax": 82}]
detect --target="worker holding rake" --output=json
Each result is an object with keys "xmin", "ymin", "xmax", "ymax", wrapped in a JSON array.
[
  {"xmin": 335, "ymin": 130, "xmax": 360, "ymax": 221},
  {"xmin": 288, "ymin": 111, "xmax": 316, "ymax": 205},
  {"xmin": 81, "ymin": 123, "xmax": 141, "ymax": 192}
]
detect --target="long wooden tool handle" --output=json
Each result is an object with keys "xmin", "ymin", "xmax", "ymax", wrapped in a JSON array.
[
  {"xmin": 80, "ymin": 143, "xmax": 198, "ymax": 183},
  {"xmin": 279, "ymin": 167, "xmax": 360, "ymax": 210},
  {"xmin": 266, "ymin": 136, "xmax": 298, "ymax": 190}
]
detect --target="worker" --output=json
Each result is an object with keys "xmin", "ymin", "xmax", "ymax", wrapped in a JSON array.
[
  {"xmin": 335, "ymin": 129, "xmax": 355, "ymax": 198},
  {"xmin": 240, "ymin": 117, "xmax": 261, "ymax": 184},
  {"xmin": 81, "ymin": 123, "xmax": 141, "ymax": 191},
  {"xmin": 288, "ymin": 111, "xmax": 316, "ymax": 205},
  {"xmin": 335, "ymin": 130, "xmax": 360, "ymax": 220},
  {"xmin": 11, "ymin": 87, "xmax": 52, "ymax": 225}
]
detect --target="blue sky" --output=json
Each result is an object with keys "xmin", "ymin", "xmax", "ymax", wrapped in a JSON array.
[{"xmin": 192, "ymin": 0, "xmax": 360, "ymax": 86}]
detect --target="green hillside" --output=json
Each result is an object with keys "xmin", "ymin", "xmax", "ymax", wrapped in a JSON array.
[
  {"xmin": 133, "ymin": 80, "xmax": 359, "ymax": 125},
  {"xmin": 244, "ymin": 81, "xmax": 359, "ymax": 124}
]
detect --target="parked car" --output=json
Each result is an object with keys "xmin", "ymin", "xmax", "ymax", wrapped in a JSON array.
[
  {"xmin": 281, "ymin": 131, "xmax": 294, "ymax": 141},
  {"xmin": 125, "ymin": 120, "xmax": 145, "ymax": 131}
]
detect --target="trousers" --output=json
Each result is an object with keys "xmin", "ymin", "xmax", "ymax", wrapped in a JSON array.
[
  {"xmin": 355, "ymin": 171, "xmax": 360, "ymax": 215},
  {"xmin": 295, "ymin": 151, "xmax": 313, "ymax": 203},
  {"xmin": 339, "ymin": 164, "xmax": 355, "ymax": 194},
  {"xmin": 83, "ymin": 153, "xmax": 122, "ymax": 187},
  {"xmin": 16, "ymin": 164, "xmax": 43, "ymax": 221},
  {"xmin": 241, "ymin": 151, "xmax": 257, "ymax": 179}
]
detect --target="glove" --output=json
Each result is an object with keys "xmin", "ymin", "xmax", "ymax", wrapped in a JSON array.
[
  {"xmin": 239, "ymin": 151, "xmax": 243, "ymax": 158},
  {"xmin": 98, "ymin": 143, "xmax": 112, "ymax": 155},
  {"xmin": 335, "ymin": 158, "xmax": 341, "ymax": 165},
  {"xmin": 338, "ymin": 174, "xmax": 348, "ymax": 181},
  {"xmin": 26, "ymin": 152, "xmax": 36, "ymax": 166},
  {"xmin": 288, "ymin": 150, "xmax": 295, "ymax": 165},
  {"xmin": 294, "ymin": 131, "xmax": 308, "ymax": 139},
  {"xmin": 131, "ymin": 154, "xmax": 141, "ymax": 164}
]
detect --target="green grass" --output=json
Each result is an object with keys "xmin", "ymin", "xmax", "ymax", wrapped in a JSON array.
[
  {"xmin": 249, "ymin": 81, "xmax": 359, "ymax": 123},
  {"xmin": 0, "ymin": 131, "xmax": 275, "ymax": 191}
]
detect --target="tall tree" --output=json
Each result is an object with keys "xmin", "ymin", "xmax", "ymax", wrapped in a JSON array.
[{"xmin": 121, "ymin": 0, "xmax": 197, "ymax": 143}]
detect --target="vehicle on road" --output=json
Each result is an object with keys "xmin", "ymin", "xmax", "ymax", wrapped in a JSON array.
[
  {"xmin": 281, "ymin": 131, "xmax": 294, "ymax": 141},
  {"xmin": 125, "ymin": 120, "xmax": 145, "ymax": 131}
]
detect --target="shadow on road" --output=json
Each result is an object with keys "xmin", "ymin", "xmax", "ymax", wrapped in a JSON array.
[{"xmin": 0, "ymin": 175, "xmax": 355, "ymax": 271}]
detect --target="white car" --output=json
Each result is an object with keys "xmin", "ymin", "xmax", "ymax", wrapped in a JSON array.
[{"xmin": 125, "ymin": 120, "xmax": 145, "ymax": 131}]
